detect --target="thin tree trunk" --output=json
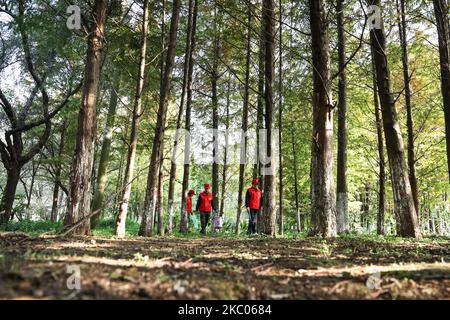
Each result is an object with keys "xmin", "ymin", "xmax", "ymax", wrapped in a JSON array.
[
  {"xmin": 309, "ymin": 0, "xmax": 337, "ymax": 237},
  {"xmin": 260, "ymin": 0, "xmax": 277, "ymax": 237},
  {"xmin": 336, "ymin": 0, "xmax": 349, "ymax": 233},
  {"xmin": 50, "ymin": 179, "xmax": 60, "ymax": 222},
  {"xmin": 235, "ymin": 2, "xmax": 252, "ymax": 235},
  {"xmin": 256, "ymin": 0, "xmax": 266, "ymax": 234},
  {"xmin": 211, "ymin": 16, "xmax": 220, "ymax": 211},
  {"xmin": 254, "ymin": 4, "xmax": 266, "ymax": 182},
  {"xmin": 291, "ymin": 126, "xmax": 301, "ymax": 232},
  {"xmin": 66, "ymin": 0, "xmax": 108, "ymax": 235},
  {"xmin": 432, "ymin": 0, "xmax": 450, "ymax": 182},
  {"xmin": 397, "ymin": 0, "xmax": 419, "ymax": 218},
  {"xmin": 368, "ymin": 0, "xmax": 420, "ymax": 238},
  {"xmin": 91, "ymin": 80, "xmax": 120, "ymax": 228},
  {"xmin": 180, "ymin": 0, "xmax": 198, "ymax": 233},
  {"xmin": 25, "ymin": 160, "xmax": 39, "ymax": 209},
  {"xmin": 51, "ymin": 119, "xmax": 68, "ymax": 222},
  {"xmin": 372, "ymin": 53, "xmax": 386, "ymax": 235},
  {"xmin": 156, "ymin": 0, "xmax": 166, "ymax": 235},
  {"xmin": 115, "ymin": 0, "xmax": 149, "ymax": 238},
  {"xmin": 157, "ymin": 148, "xmax": 165, "ymax": 235},
  {"xmin": 219, "ymin": 81, "xmax": 231, "ymax": 217},
  {"xmin": 277, "ymin": 0, "xmax": 284, "ymax": 236},
  {"xmin": 167, "ymin": 0, "xmax": 193, "ymax": 234},
  {"xmin": 114, "ymin": 123, "xmax": 127, "ymax": 213},
  {"xmin": 140, "ymin": 0, "xmax": 181, "ymax": 236}
]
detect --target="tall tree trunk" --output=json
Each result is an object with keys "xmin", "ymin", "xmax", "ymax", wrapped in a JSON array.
[
  {"xmin": 336, "ymin": 0, "xmax": 349, "ymax": 234},
  {"xmin": 235, "ymin": 2, "xmax": 252, "ymax": 235},
  {"xmin": 309, "ymin": 0, "xmax": 337, "ymax": 237},
  {"xmin": 180, "ymin": 0, "xmax": 198, "ymax": 233},
  {"xmin": 0, "ymin": 166, "xmax": 21, "ymax": 224},
  {"xmin": 66, "ymin": 0, "xmax": 108, "ymax": 235},
  {"xmin": 114, "ymin": 123, "xmax": 127, "ymax": 213},
  {"xmin": 157, "ymin": 149, "xmax": 165, "ymax": 235},
  {"xmin": 432, "ymin": 0, "xmax": 450, "ymax": 182},
  {"xmin": 254, "ymin": 4, "xmax": 266, "ymax": 182},
  {"xmin": 368, "ymin": 0, "xmax": 420, "ymax": 238},
  {"xmin": 211, "ymin": 16, "xmax": 220, "ymax": 211},
  {"xmin": 115, "ymin": 0, "xmax": 149, "ymax": 238},
  {"xmin": 140, "ymin": 0, "xmax": 181, "ymax": 236},
  {"xmin": 372, "ymin": 54, "xmax": 386, "ymax": 235},
  {"xmin": 260, "ymin": 0, "xmax": 277, "ymax": 237},
  {"xmin": 50, "ymin": 178, "xmax": 60, "ymax": 222},
  {"xmin": 291, "ymin": 125, "xmax": 301, "ymax": 232},
  {"xmin": 91, "ymin": 80, "xmax": 120, "ymax": 228},
  {"xmin": 277, "ymin": 0, "xmax": 284, "ymax": 236},
  {"xmin": 167, "ymin": 0, "xmax": 193, "ymax": 234},
  {"xmin": 51, "ymin": 119, "xmax": 68, "ymax": 222},
  {"xmin": 397, "ymin": 0, "xmax": 419, "ymax": 218},
  {"xmin": 219, "ymin": 81, "xmax": 231, "ymax": 217}
]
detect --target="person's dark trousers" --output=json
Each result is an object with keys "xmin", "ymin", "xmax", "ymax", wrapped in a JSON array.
[
  {"xmin": 200, "ymin": 211, "xmax": 211, "ymax": 234},
  {"xmin": 248, "ymin": 209, "xmax": 259, "ymax": 234}
]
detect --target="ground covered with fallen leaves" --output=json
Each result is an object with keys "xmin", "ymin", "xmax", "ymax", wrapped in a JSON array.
[{"xmin": 0, "ymin": 232, "xmax": 449, "ymax": 299}]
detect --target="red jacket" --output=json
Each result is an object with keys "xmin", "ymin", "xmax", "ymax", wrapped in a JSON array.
[
  {"xmin": 186, "ymin": 196, "xmax": 193, "ymax": 214},
  {"xmin": 246, "ymin": 187, "xmax": 262, "ymax": 210},
  {"xmin": 196, "ymin": 191, "xmax": 216, "ymax": 213}
]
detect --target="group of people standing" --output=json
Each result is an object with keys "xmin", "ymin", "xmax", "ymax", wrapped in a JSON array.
[{"xmin": 185, "ymin": 178, "xmax": 262, "ymax": 235}]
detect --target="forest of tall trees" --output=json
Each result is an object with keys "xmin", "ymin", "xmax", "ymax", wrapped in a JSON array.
[
  {"xmin": 0, "ymin": 0, "xmax": 449, "ymax": 301},
  {"xmin": 1, "ymin": 0, "xmax": 448, "ymax": 238}
]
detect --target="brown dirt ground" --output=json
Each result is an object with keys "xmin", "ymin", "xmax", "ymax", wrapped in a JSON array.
[{"xmin": 0, "ymin": 232, "xmax": 449, "ymax": 299}]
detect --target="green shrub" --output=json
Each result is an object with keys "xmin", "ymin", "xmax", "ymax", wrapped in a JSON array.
[{"xmin": 0, "ymin": 219, "xmax": 63, "ymax": 236}]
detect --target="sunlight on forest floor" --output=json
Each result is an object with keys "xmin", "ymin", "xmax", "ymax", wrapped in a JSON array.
[{"xmin": 0, "ymin": 232, "xmax": 448, "ymax": 299}]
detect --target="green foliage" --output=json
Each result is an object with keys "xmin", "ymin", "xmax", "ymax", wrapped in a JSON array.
[
  {"xmin": 0, "ymin": 220, "xmax": 63, "ymax": 236},
  {"xmin": 91, "ymin": 218, "xmax": 141, "ymax": 237}
]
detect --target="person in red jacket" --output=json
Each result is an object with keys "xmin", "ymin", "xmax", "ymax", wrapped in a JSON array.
[
  {"xmin": 195, "ymin": 183, "xmax": 217, "ymax": 234},
  {"xmin": 186, "ymin": 189, "xmax": 198, "ymax": 230},
  {"xmin": 245, "ymin": 178, "xmax": 263, "ymax": 235}
]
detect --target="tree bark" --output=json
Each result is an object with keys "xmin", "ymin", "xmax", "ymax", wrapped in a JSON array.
[
  {"xmin": 115, "ymin": 0, "xmax": 149, "ymax": 238},
  {"xmin": 51, "ymin": 119, "xmax": 68, "ymax": 222},
  {"xmin": 0, "ymin": 167, "xmax": 21, "ymax": 224},
  {"xmin": 255, "ymin": 4, "xmax": 266, "ymax": 183},
  {"xmin": 260, "ymin": 0, "xmax": 277, "ymax": 237},
  {"xmin": 167, "ymin": 0, "xmax": 193, "ymax": 234},
  {"xmin": 219, "ymin": 81, "xmax": 231, "ymax": 217},
  {"xmin": 66, "ymin": 0, "xmax": 107, "ymax": 235},
  {"xmin": 309, "ymin": 0, "xmax": 337, "ymax": 237},
  {"xmin": 180, "ymin": 0, "xmax": 198, "ymax": 233},
  {"xmin": 140, "ymin": 0, "xmax": 181, "ymax": 236},
  {"xmin": 368, "ymin": 0, "xmax": 420, "ymax": 238},
  {"xmin": 235, "ymin": 2, "xmax": 252, "ymax": 235},
  {"xmin": 397, "ymin": 0, "xmax": 419, "ymax": 218},
  {"xmin": 91, "ymin": 80, "xmax": 120, "ymax": 228},
  {"xmin": 277, "ymin": 0, "xmax": 284, "ymax": 236},
  {"xmin": 211, "ymin": 12, "xmax": 220, "ymax": 211},
  {"xmin": 372, "ymin": 54, "xmax": 386, "ymax": 235},
  {"xmin": 432, "ymin": 0, "xmax": 450, "ymax": 182},
  {"xmin": 336, "ymin": 0, "xmax": 349, "ymax": 233},
  {"xmin": 291, "ymin": 125, "xmax": 302, "ymax": 232},
  {"xmin": 157, "ymin": 148, "xmax": 165, "ymax": 235}
]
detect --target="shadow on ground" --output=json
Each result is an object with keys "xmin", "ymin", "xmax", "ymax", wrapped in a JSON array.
[{"xmin": 0, "ymin": 232, "xmax": 449, "ymax": 299}]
